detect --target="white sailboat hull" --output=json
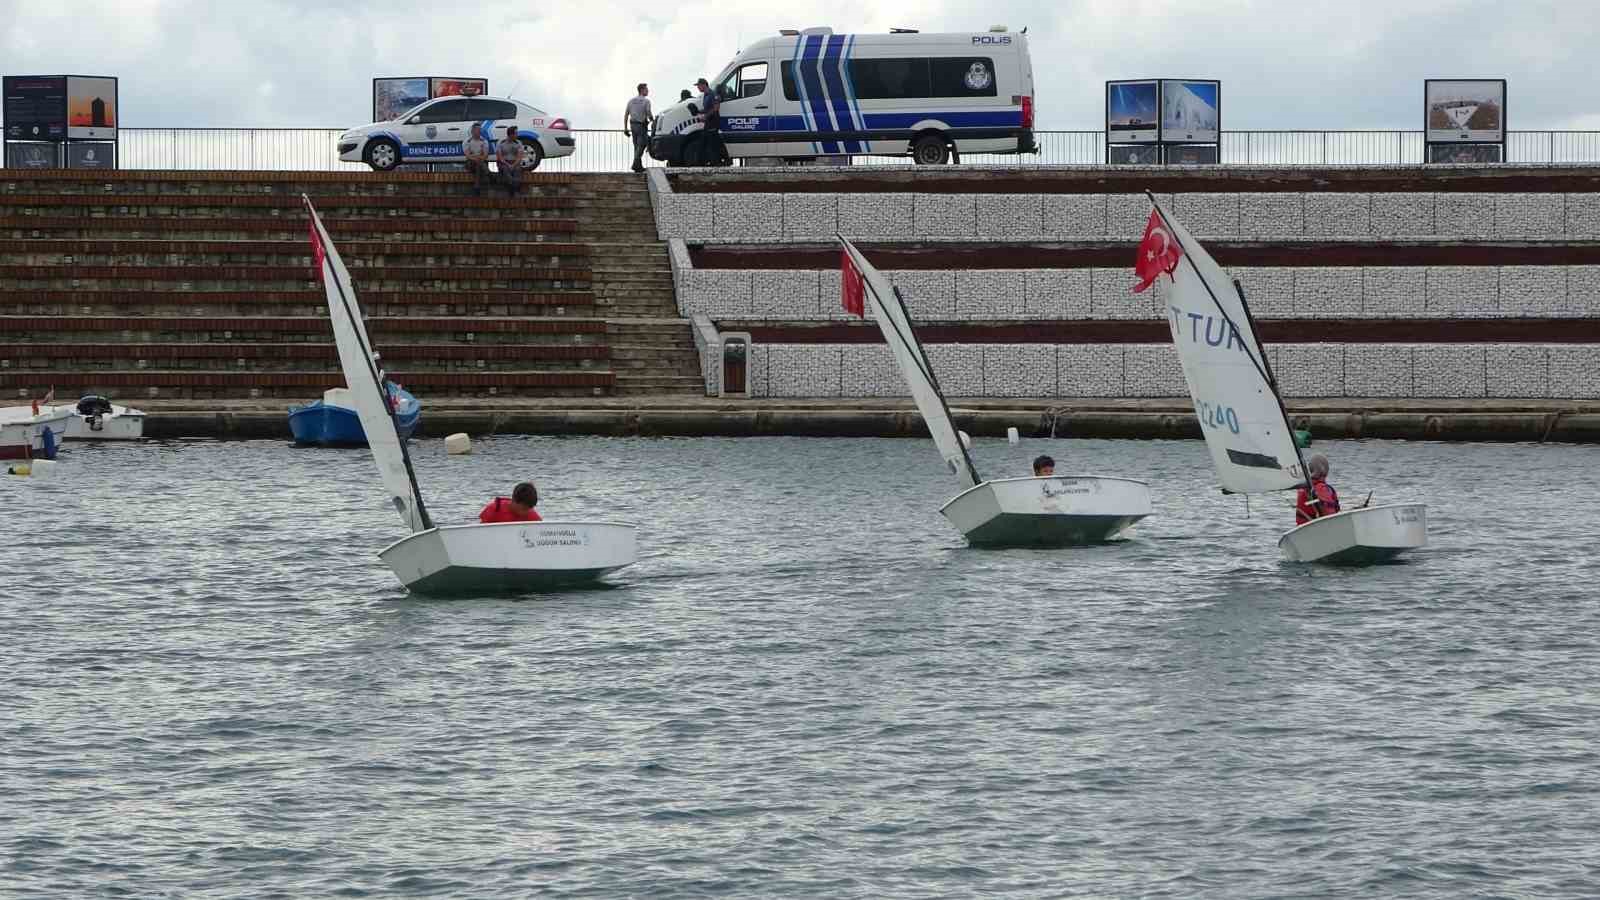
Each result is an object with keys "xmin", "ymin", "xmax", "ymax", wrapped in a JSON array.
[
  {"xmin": 941, "ymin": 475, "xmax": 1153, "ymax": 548},
  {"xmin": 1277, "ymin": 503, "xmax": 1427, "ymax": 565},
  {"xmin": 379, "ymin": 521, "xmax": 638, "ymax": 594}
]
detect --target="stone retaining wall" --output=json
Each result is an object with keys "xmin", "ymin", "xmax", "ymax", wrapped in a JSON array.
[
  {"xmin": 747, "ymin": 342, "xmax": 1600, "ymax": 400},
  {"xmin": 658, "ymin": 191, "xmax": 1600, "ymax": 243},
  {"xmin": 679, "ymin": 264, "xmax": 1600, "ymax": 321}
]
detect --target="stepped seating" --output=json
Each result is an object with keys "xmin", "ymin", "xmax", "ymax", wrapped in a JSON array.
[{"xmin": 0, "ymin": 170, "xmax": 705, "ymax": 400}]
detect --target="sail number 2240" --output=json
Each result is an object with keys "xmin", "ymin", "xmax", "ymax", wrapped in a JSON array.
[{"xmin": 1197, "ymin": 401, "xmax": 1241, "ymax": 434}]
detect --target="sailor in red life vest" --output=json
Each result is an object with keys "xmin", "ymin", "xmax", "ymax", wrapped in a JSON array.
[
  {"xmin": 1294, "ymin": 454, "xmax": 1341, "ymax": 526},
  {"xmin": 479, "ymin": 481, "xmax": 543, "ymax": 524}
]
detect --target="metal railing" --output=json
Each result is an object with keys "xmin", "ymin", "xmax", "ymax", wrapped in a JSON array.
[{"xmin": 87, "ymin": 128, "xmax": 1600, "ymax": 172}]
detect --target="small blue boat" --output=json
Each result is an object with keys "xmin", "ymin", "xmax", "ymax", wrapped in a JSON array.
[{"xmin": 288, "ymin": 382, "xmax": 421, "ymax": 446}]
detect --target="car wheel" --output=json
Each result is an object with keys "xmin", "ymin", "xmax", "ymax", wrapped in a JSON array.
[
  {"xmin": 365, "ymin": 138, "xmax": 401, "ymax": 172},
  {"xmin": 911, "ymin": 134, "xmax": 950, "ymax": 165},
  {"xmin": 520, "ymin": 139, "xmax": 544, "ymax": 171}
]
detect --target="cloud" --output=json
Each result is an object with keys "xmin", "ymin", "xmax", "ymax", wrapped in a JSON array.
[{"xmin": 1, "ymin": 0, "xmax": 1596, "ymax": 132}]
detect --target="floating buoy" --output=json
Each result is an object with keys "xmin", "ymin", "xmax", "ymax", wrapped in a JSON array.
[
  {"xmin": 1006, "ymin": 427, "xmax": 1020, "ymax": 445},
  {"xmin": 445, "ymin": 432, "xmax": 472, "ymax": 455},
  {"xmin": 958, "ymin": 430, "xmax": 972, "ymax": 450}
]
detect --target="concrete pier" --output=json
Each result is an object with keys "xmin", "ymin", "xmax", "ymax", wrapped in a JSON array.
[{"xmin": 135, "ymin": 397, "xmax": 1600, "ymax": 443}]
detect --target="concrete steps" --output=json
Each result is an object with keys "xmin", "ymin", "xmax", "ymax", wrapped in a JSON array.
[{"xmin": 0, "ymin": 170, "xmax": 700, "ymax": 401}]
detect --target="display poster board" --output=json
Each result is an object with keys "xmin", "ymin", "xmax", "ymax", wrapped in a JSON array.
[
  {"xmin": 1160, "ymin": 79, "xmax": 1220, "ymax": 143},
  {"xmin": 1427, "ymin": 143, "xmax": 1502, "ymax": 164},
  {"xmin": 3, "ymin": 75, "xmax": 68, "ymax": 140},
  {"xmin": 373, "ymin": 76, "xmax": 489, "ymax": 122},
  {"xmin": 1106, "ymin": 80, "xmax": 1159, "ymax": 144},
  {"xmin": 1425, "ymin": 79, "xmax": 1505, "ymax": 143},
  {"xmin": 373, "ymin": 77, "xmax": 430, "ymax": 122},
  {"xmin": 5, "ymin": 141, "xmax": 61, "ymax": 168},
  {"xmin": 67, "ymin": 76, "xmax": 118, "ymax": 139},
  {"xmin": 429, "ymin": 77, "xmax": 487, "ymax": 99},
  {"xmin": 1165, "ymin": 143, "xmax": 1220, "ymax": 165},
  {"xmin": 1108, "ymin": 144, "xmax": 1163, "ymax": 165},
  {"xmin": 67, "ymin": 141, "xmax": 116, "ymax": 169}
]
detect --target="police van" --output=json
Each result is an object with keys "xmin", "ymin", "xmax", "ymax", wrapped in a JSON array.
[{"xmin": 650, "ymin": 26, "xmax": 1035, "ymax": 166}]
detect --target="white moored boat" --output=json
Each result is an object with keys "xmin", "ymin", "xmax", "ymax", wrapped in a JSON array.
[
  {"xmin": 0, "ymin": 404, "xmax": 72, "ymax": 461},
  {"xmin": 49, "ymin": 396, "xmax": 146, "ymax": 441},
  {"xmin": 840, "ymin": 237, "xmax": 1151, "ymax": 547},
  {"xmin": 305, "ymin": 196, "xmax": 637, "ymax": 593},
  {"xmin": 1142, "ymin": 193, "xmax": 1426, "ymax": 564}
]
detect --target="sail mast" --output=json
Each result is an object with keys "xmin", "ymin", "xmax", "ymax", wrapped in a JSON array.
[
  {"xmin": 1230, "ymin": 278, "xmax": 1315, "ymax": 496},
  {"xmin": 883, "ymin": 284, "xmax": 984, "ymax": 487},
  {"xmin": 322, "ymin": 251, "xmax": 435, "ymax": 530},
  {"xmin": 843, "ymin": 236, "xmax": 983, "ymax": 487},
  {"xmin": 306, "ymin": 198, "xmax": 434, "ymax": 531}
]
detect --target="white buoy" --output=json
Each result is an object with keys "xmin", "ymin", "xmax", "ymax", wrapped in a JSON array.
[
  {"xmin": 444, "ymin": 433, "xmax": 472, "ymax": 455},
  {"xmin": 958, "ymin": 430, "xmax": 972, "ymax": 450},
  {"xmin": 29, "ymin": 459, "xmax": 57, "ymax": 478},
  {"xmin": 1006, "ymin": 427, "xmax": 1020, "ymax": 445}
]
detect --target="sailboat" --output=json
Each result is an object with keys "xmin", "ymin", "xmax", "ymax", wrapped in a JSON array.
[
  {"xmin": 1138, "ymin": 193, "xmax": 1426, "ymax": 564},
  {"xmin": 304, "ymin": 196, "xmax": 637, "ymax": 593},
  {"xmin": 839, "ymin": 236, "xmax": 1152, "ymax": 547}
]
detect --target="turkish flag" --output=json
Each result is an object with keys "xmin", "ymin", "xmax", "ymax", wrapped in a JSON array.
[
  {"xmin": 840, "ymin": 248, "xmax": 866, "ymax": 317},
  {"xmin": 1133, "ymin": 209, "xmax": 1183, "ymax": 294},
  {"xmin": 308, "ymin": 216, "xmax": 327, "ymax": 282}
]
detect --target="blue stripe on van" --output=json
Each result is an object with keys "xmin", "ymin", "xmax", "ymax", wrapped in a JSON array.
[
  {"xmin": 788, "ymin": 36, "xmax": 818, "ymax": 153},
  {"xmin": 821, "ymin": 35, "xmax": 859, "ymax": 153},
  {"xmin": 861, "ymin": 111, "xmax": 1023, "ymax": 128},
  {"xmin": 842, "ymin": 35, "xmax": 868, "ymax": 152},
  {"xmin": 799, "ymin": 35, "xmax": 838, "ymax": 154}
]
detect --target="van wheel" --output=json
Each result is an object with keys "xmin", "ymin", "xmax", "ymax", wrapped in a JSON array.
[
  {"xmin": 365, "ymin": 138, "xmax": 401, "ymax": 171},
  {"xmin": 680, "ymin": 134, "xmax": 704, "ymax": 167},
  {"xmin": 912, "ymin": 134, "xmax": 950, "ymax": 165}
]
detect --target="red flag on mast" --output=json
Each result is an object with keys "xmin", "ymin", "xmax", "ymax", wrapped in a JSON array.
[
  {"xmin": 840, "ymin": 248, "xmax": 866, "ymax": 317},
  {"xmin": 1133, "ymin": 209, "xmax": 1183, "ymax": 294},
  {"xmin": 308, "ymin": 215, "xmax": 327, "ymax": 282}
]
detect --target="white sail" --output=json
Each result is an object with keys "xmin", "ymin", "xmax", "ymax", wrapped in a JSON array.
[
  {"xmin": 1150, "ymin": 201, "xmax": 1305, "ymax": 494},
  {"xmin": 306, "ymin": 197, "xmax": 431, "ymax": 532},
  {"xmin": 840, "ymin": 237, "xmax": 980, "ymax": 489}
]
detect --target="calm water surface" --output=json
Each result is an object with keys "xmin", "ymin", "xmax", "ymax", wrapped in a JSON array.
[{"xmin": 2, "ymin": 435, "xmax": 1597, "ymax": 898}]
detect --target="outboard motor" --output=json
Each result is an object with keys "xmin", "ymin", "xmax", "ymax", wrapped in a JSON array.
[
  {"xmin": 77, "ymin": 395, "xmax": 114, "ymax": 416},
  {"xmin": 77, "ymin": 394, "xmax": 113, "ymax": 432}
]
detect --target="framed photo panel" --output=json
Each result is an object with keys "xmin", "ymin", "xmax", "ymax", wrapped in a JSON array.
[
  {"xmin": 1160, "ymin": 79, "xmax": 1220, "ymax": 143},
  {"xmin": 372, "ymin": 77, "xmax": 430, "ymax": 122},
  {"xmin": 1106, "ymin": 80, "xmax": 1159, "ymax": 143},
  {"xmin": 1425, "ymin": 79, "xmax": 1505, "ymax": 143}
]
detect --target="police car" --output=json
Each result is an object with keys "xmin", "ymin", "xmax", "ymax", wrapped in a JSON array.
[{"xmin": 338, "ymin": 95, "xmax": 575, "ymax": 171}]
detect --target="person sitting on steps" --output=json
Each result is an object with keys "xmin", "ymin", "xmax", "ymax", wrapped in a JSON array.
[
  {"xmin": 462, "ymin": 123, "xmax": 491, "ymax": 196},
  {"xmin": 480, "ymin": 481, "xmax": 542, "ymax": 523},
  {"xmin": 496, "ymin": 127, "xmax": 526, "ymax": 197}
]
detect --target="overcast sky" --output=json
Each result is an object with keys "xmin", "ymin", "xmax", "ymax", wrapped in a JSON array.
[{"xmin": 4, "ymin": 0, "xmax": 1597, "ymax": 132}]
